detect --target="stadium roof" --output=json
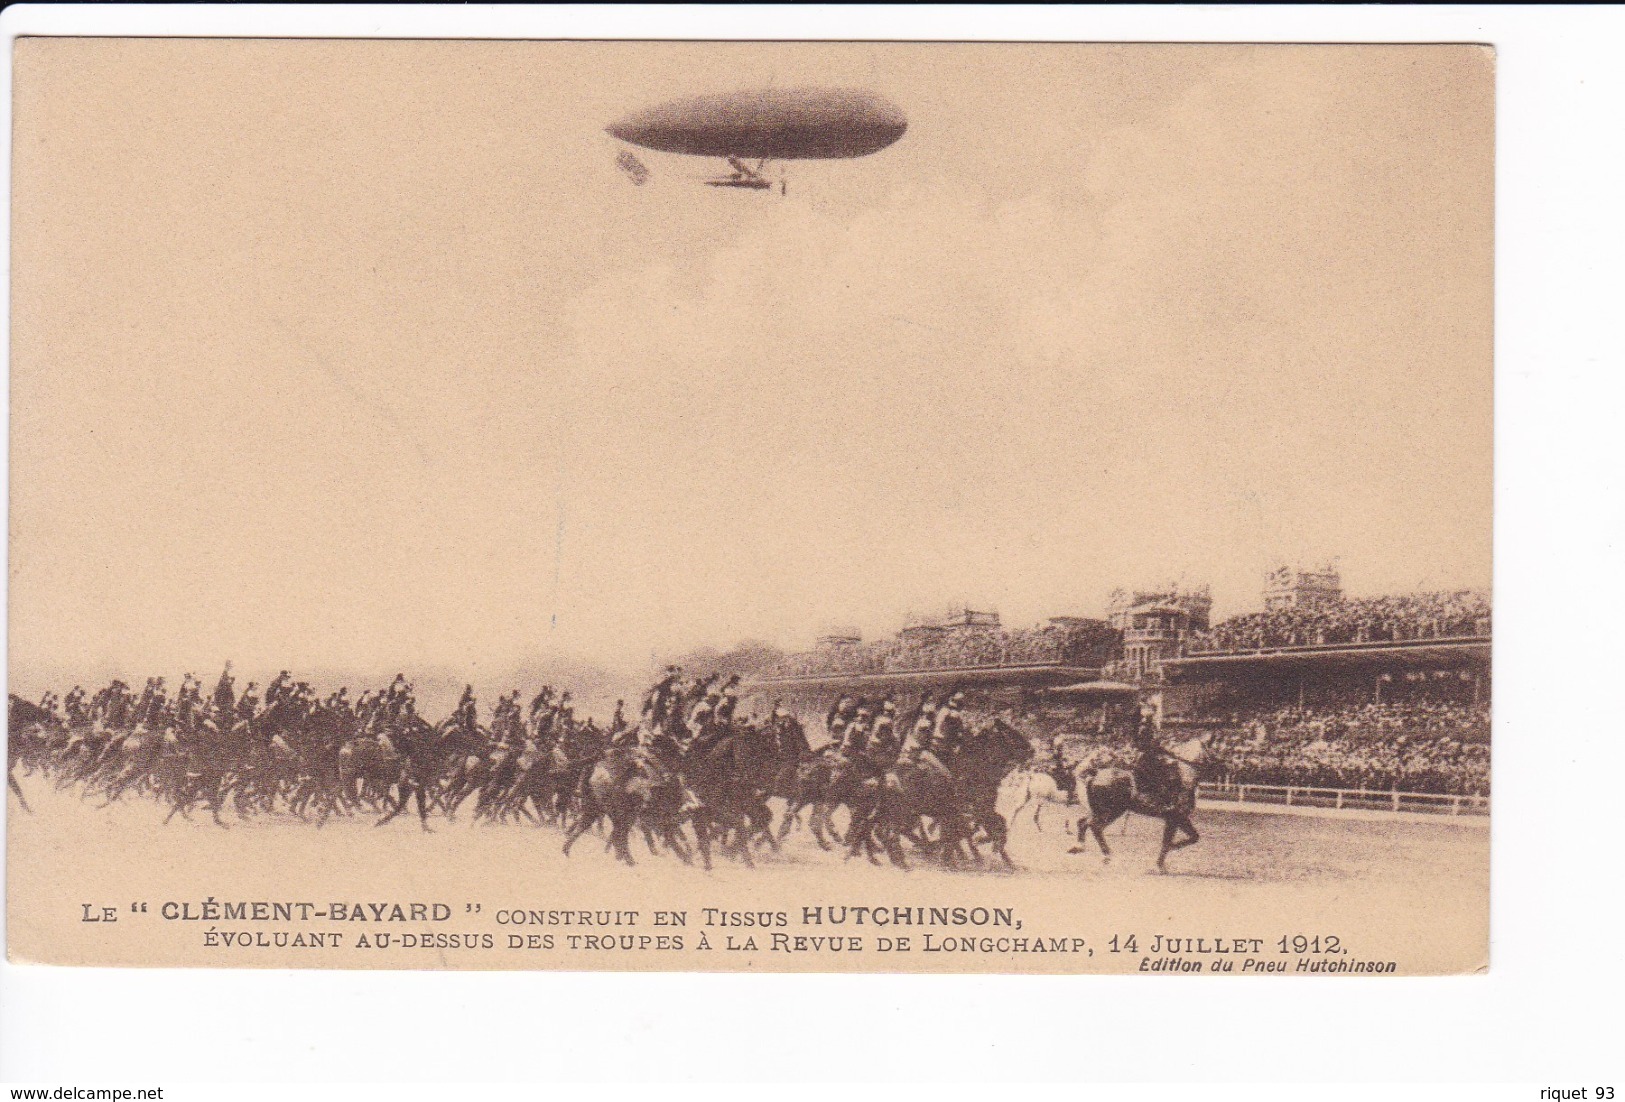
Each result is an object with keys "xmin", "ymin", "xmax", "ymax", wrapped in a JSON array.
[
  {"xmin": 1163, "ymin": 637, "xmax": 1490, "ymax": 680},
  {"xmin": 746, "ymin": 663, "xmax": 1102, "ymax": 692},
  {"xmin": 1045, "ymin": 680, "xmax": 1140, "ymax": 695}
]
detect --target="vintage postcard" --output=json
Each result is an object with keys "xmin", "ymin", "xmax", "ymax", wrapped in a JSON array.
[{"xmin": 7, "ymin": 39, "xmax": 1491, "ymax": 974}]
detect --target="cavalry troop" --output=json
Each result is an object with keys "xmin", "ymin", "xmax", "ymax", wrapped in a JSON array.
[{"xmin": 5, "ymin": 665, "xmax": 1085, "ymax": 871}]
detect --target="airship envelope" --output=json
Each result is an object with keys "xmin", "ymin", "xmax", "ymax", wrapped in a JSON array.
[{"xmin": 607, "ymin": 88, "xmax": 908, "ymax": 161}]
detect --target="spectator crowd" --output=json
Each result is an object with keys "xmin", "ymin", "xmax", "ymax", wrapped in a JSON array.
[
  {"xmin": 765, "ymin": 589, "xmax": 1492, "ymax": 679},
  {"xmin": 1198, "ymin": 697, "xmax": 1490, "ymax": 796},
  {"xmin": 763, "ymin": 620, "xmax": 1119, "ymax": 680},
  {"xmin": 1188, "ymin": 590, "xmax": 1491, "ymax": 653}
]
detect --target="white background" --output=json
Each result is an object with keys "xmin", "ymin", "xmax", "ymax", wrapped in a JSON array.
[{"xmin": 2, "ymin": 4, "xmax": 1621, "ymax": 1087}]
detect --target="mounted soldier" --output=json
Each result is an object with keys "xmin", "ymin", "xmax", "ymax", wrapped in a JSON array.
[
  {"xmin": 553, "ymin": 692, "xmax": 576, "ymax": 741},
  {"xmin": 628, "ymin": 712, "xmax": 683, "ymax": 805},
  {"xmin": 826, "ymin": 695, "xmax": 856, "ymax": 743},
  {"xmin": 212, "ymin": 663, "xmax": 236, "ymax": 714},
  {"xmin": 642, "ymin": 667, "xmax": 680, "ymax": 726},
  {"xmin": 685, "ymin": 674, "xmax": 718, "ymax": 711},
  {"xmin": 871, "ymin": 699, "xmax": 897, "ymax": 749},
  {"xmin": 233, "ymin": 682, "xmax": 260, "ymax": 734},
  {"xmin": 770, "ymin": 704, "xmax": 810, "ymax": 760},
  {"xmin": 685, "ymin": 692, "xmax": 719, "ymax": 747},
  {"xmin": 901, "ymin": 707, "xmax": 950, "ymax": 782},
  {"xmin": 63, "ymin": 685, "xmax": 87, "ymax": 726},
  {"xmin": 931, "ymin": 692, "xmax": 968, "ymax": 760},
  {"xmin": 1129, "ymin": 700, "xmax": 1176, "ymax": 811},
  {"xmin": 840, "ymin": 705, "xmax": 873, "ymax": 756},
  {"xmin": 528, "ymin": 685, "xmax": 556, "ymax": 725},
  {"xmin": 688, "ymin": 692, "xmax": 731, "ymax": 757},
  {"xmin": 454, "ymin": 685, "xmax": 478, "ymax": 737},
  {"xmin": 610, "ymin": 706, "xmax": 640, "ymax": 748},
  {"xmin": 862, "ymin": 700, "xmax": 902, "ymax": 773},
  {"xmin": 1045, "ymin": 731, "xmax": 1078, "ymax": 803},
  {"xmin": 716, "ymin": 675, "xmax": 742, "ymax": 724}
]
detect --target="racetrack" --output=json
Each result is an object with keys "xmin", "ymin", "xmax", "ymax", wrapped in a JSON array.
[{"xmin": 5, "ymin": 776, "xmax": 1488, "ymax": 974}]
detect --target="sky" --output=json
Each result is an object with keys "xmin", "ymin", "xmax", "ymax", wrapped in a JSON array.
[{"xmin": 9, "ymin": 40, "xmax": 1493, "ymax": 690}]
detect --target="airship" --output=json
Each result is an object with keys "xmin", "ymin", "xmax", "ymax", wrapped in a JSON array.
[{"xmin": 606, "ymin": 87, "xmax": 907, "ymax": 194}]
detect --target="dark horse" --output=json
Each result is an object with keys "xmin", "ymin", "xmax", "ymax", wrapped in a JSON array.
[
  {"xmin": 562, "ymin": 745, "xmax": 692, "ymax": 868},
  {"xmin": 955, "ymin": 719, "xmax": 1036, "ymax": 868},
  {"xmin": 852, "ymin": 719, "xmax": 1033, "ymax": 870},
  {"xmin": 8, "ymin": 694, "xmax": 56, "ymax": 812},
  {"xmin": 372, "ymin": 716, "xmax": 442, "ymax": 832},
  {"xmin": 1068, "ymin": 735, "xmax": 1210, "ymax": 872}
]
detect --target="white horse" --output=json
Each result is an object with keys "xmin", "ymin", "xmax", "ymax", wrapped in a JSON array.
[{"xmin": 1004, "ymin": 765, "xmax": 1085, "ymax": 834}]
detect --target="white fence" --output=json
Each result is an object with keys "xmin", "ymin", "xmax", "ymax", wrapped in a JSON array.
[{"xmin": 1197, "ymin": 781, "xmax": 1488, "ymax": 817}]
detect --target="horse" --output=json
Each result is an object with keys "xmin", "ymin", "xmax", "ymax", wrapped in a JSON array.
[
  {"xmin": 776, "ymin": 748, "xmax": 879, "ymax": 854},
  {"xmin": 691, "ymin": 727, "xmax": 783, "ymax": 856},
  {"xmin": 562, "ymin": 745, "xmax": 692, "ymax": 868},
  {"xmin": 8, "ymin": 747, "xmax": 33, "ymax": 813},
  {"xmin": 8, "ymin": 694, "xmax": 61, "ymax": 813},
  {"xmin": 678, "ymin": 730, "xmax": 775, "ymax": 867},
  {"xmin": 1004, "ymin": 764, "xmax": 1083, "ymax": 834},
  {"xmin": 850, "ymin": 722, "xmax": 1031, "ymax": 869},
  {"xmin": 953, "ymin": 720, "xmax": 1036, "ymax": 868},
  {"xmin": 372, "ymin": 717, "xmax": 441, "ymax": 831},
  {"xmin": 1068, "ymin": 735, "xmax": 1211, "ymax": 872},
  {"xmin": 847, "ymin": 758, "xmax": 949, "ymax": 869}
]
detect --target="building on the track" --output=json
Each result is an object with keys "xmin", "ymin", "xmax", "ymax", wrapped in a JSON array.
[
  {"xmin": 1106, "ymin": 584, "xmax": 1212, "ymax": 682},
  {"xmin": 1263, "ymin": 563, "xmax": 1344, "ymax": 613}
]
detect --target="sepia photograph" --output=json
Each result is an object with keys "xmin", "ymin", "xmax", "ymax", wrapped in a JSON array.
[
  {"xmin": 7, "ymin": 37, "xmax": 1493, "ymax": 976},
  {"xmin": 3, "ymin": 4, "xmax": 1622, "ymax": 1092}
]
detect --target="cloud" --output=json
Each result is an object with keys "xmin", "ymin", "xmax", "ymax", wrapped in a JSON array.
[{"xmin": 549, "ymin": 47, "xmax": 1491, "ymax": 649}]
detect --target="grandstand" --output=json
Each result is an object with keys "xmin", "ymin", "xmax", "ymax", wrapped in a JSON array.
[
  {"xmin": 753, "ymin": 611, "xmax": 1120, "ymax": 694},
  {"xmin": 748, "ymin": 568, "xmax": 1491, "ymax": 800}
]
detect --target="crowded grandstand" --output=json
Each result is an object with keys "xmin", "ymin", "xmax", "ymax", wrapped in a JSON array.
[
  {"xmin": 751, "ymin": 570, "xmax": 1490, "ymax": 800},
  {"xmin": 1187, "ymin": 589, "xmax": 1491, "ymax": 652},
  {"xmin": 764, "ymin": 610, "xmax": 1121, "ymax": 679}
]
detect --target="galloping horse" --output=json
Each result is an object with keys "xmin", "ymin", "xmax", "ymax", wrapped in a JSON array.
[
  {"xmin": 562, "ymin": 745, "xmax": 690, "ymax": 867},
  {"xmin": 852, "ymin": 719, "xmax": 1032, "ymax": 870},
  {"xmin": 1068, "ymin": 735, "xmax": 1210, "ymax": 872},
  {"xmin": 372, "ymin": 716, "xmax": 442, "ymax": 831},
  {"xmin": 954, "ymin": 719, "xmax": 1035, "ymax": 868},
  {"xmin": 8, "ymin": 694, "xmax": 57, "ymax": 812},
  {"xmin": 1004, "ymin": 764, "xmax": 1084, "ymax": 834}
]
